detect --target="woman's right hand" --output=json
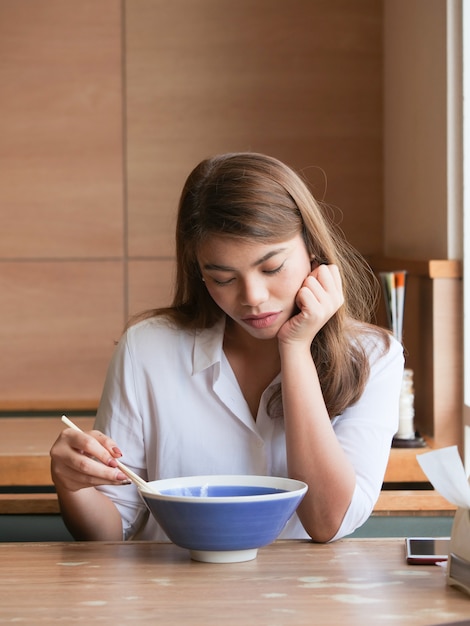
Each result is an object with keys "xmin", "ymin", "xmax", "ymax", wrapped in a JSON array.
[
  {"xmin": 277, "ymin": 263, "xmax": 344, "ymax": 347},
  {"xmin": 50, "ymin": 427, "xmax": 130, "ymax": 492}
]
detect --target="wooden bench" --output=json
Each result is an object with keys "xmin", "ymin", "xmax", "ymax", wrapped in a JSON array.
[
  {"xmin": 0, "ymin": 416, "xmax": 457, "ymax": 518},
  {"xmin": 0, "ymin": 492, "xmax": 60, "ymax": 514},
  {"xmin": 0, "ymin": 416, "xmax": 94, "ymax": 487},
  {"xmin": 1, "ymin": 490, "xmax": 456, "ymax": 517},
  {"xmin": 0, "ymin": 416, "xmax": 94, "ymax": 515},
  {"xmin": 374, "ymin": 490, "xmax": 456, "ymax": 517}
]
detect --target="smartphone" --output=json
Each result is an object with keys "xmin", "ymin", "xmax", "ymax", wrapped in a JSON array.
[{"xmin": 405, "ymin": 537, "xmax": 451, "ymax": 564}]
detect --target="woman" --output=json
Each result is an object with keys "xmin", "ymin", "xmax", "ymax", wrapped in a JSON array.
[{"xmin": 50, "ymin": 152, "xmax": 404, "ymax": 543}]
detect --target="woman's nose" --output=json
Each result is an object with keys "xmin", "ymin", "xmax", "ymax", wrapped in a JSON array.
[{"xmin": 240, "ymin": 276, "xmax": 268, "ymax": 306}]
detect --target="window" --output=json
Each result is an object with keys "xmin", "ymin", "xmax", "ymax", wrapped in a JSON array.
[{"xmin": 462, "ymin": 0, "xmax": 470, "ymax": 469}]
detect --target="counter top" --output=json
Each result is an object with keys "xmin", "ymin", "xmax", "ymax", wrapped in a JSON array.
[{"xmin": 0, "ymin": 539, "xmax": 468, "ymax": 624}]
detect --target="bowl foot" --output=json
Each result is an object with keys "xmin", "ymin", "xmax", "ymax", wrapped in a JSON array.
[{"xmin": 190, "ymin": 548, "xmax": 258, "ymax": 563}]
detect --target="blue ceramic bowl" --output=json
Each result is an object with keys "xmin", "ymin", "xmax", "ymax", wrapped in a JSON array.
[{"xmin": 139, "ymin": 475, "xmax": 308, "ymax": 563}]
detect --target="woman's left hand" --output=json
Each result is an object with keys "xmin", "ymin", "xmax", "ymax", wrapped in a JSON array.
[{"xmin": 277, "ymin": 263, "xmax": 344, "ymax": 345}]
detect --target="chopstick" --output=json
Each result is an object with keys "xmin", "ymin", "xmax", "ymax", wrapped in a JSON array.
[{"xmin": 60, "ymin": 415, "xmax": 153, "ymax": 492}]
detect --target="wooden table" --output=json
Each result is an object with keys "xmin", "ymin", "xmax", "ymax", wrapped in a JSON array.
[{"xmin": 0, "ymin": 539, "xmax": 468, "ymax": 624}]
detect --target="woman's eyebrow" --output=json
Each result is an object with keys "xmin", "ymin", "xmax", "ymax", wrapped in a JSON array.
[{"xmin": 202, "ymin": 247, "xmax": 288, "ymax": 272}]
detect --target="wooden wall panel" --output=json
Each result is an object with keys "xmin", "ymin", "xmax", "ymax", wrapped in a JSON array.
[
  {"xmin": 127, "ymin": 260, "xmax": 176, "ymax": 317},
  {"xmin": 432, "ymin": 278, "xmax": 463, "ymax": 448},
  {"xmin": 0, "ymin": 262, "xmax": 123, "ymax": 410},
  {"xmin": 125, "ymin": 0, "xmax": 383, "ymax": 260},
  {"xmin": 0, "ymin": 0, "xmax": 124, "ymax": 410},
  {"xmin": 0, "ymin": 0, "xmax": 123, "ymax": 259},
  {"xmin": 0, "ymin": 1, "xmax": 386, "ymax": 410},
  {"xmin": 384, "ymin": 0, "xmax": 449, "ymax": 259},
  {"xmin": 399, "ymin": 276, "xmax": 463, "ymax": 449}
]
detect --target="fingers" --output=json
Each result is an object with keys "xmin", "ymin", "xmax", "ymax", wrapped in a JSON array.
[
  {"xmin": 300, "ymin": 264, "xmax": 344, "ymax": 312},
  {"xmin": 306, "ymin": 263, "xmax": 342, "ymax": 296},
  {"xmin": 278, "ymin": 264, "xmax": 345, "ymax": 346},
  {"xmin": 69, "ymin": 429, "xmax": 123, "ymax": 465},
  {"xmin": 50, "ymin": 429, "xmax": 131, "ymax": 492}
]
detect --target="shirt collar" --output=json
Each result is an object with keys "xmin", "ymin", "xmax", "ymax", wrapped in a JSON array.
[{"xmin": 193, "ymin": 317, "xmax": 226, "ymax": 374}]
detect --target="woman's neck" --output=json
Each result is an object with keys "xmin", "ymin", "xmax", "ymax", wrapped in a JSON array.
[{"xmin": 223, "ymin": 320, "xmax": 281, "ymax": 418}]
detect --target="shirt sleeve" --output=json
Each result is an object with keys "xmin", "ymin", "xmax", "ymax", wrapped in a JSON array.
[
  {"xmin": 329, "ymin": 335, "xmax": 404, "ymax": 540},
  {"xmin": 94, "ymin": 330, "xmax": 150, "ymax": 540}
]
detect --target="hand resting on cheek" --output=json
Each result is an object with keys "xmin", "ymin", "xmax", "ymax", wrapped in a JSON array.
[{"xmin": 277, "ymin": 264, "xmax": 344, "ymax": 345}]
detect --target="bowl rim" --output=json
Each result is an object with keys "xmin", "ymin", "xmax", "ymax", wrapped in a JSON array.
[{"xmin": 139, "ymin": 474, "xmax": 308, "ymax": 503}]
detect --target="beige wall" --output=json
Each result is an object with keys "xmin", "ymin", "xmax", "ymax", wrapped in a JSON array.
[
  {"xmin": 0, "ymin": 0, "xmax": 384, "ymax": 409},
  {"xmin": 384, "ymin": 0, "xmax": 457, "ymax": 259}
]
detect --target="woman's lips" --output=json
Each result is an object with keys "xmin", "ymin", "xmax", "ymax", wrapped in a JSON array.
[{"xmin": 241, "ymin": 312, "xmax": 281, "ymax": 329}]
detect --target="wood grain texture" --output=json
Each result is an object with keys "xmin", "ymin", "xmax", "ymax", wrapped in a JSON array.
[
  {"xmin": 384, "ymin": 445, "xmax": 430, "ymax": 483},
  {"xmin": 0, "ymin": 262, "xmax": 123, "ymax": 409},
  {"xmin": 368, "ymin": 257, "xmax": 463, "ymax": 279},
  {"xmin": 0, "ymin": 0, "xmax": 124, "ymax": 410},
  {"xmin": 0, "ymin": 417, "xmax": 94, "ymax": 485},
  {"xmin": 0, "ymin": 540, "xmax": 468, "ymax": 624},
  {"xmin": 0, "ymin": 493, "xmax": 60, "ymax": 515},
  {"xmin": 125, "ymin": 0, "xmax": 383, "ymax": 258},
  {"xmin": 0, "ymin": 418, "xmax": 456, "ymax": 518},
  {"xmin": 127, "ymin": 259, "xmax": 176, "ymax": 318},
  {"xmin": 432, "ymin": 278, "xmax": 464, "ymax": 448},
  {"xmin": 374, "ymin": 490, "xmax": 456, "ymax": 517},
  {"xmin": 0, "ymin": 0, "xmax": 123, "ymax": 259},
  {"xmin": 0, "ymin": 489, "xmax": 456, "ymax": 517},
  {"xmin": 0, "ymin": 0, "xmax": 462, "ymax": 490}
]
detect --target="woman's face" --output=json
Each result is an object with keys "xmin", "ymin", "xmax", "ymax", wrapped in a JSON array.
[{"xmin": 197, "ymin": 233, "xmax": 312, "ymax": 340}]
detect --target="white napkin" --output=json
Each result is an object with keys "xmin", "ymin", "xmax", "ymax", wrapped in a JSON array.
[{"xmin": 417, "ymin": 445, "xmax": 470, "ymax": 509}]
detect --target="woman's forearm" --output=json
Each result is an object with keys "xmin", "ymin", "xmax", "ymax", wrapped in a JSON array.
[
  {"xmin": 56, "ymin": 486, "xmax": 124, "ymax": 541},
  {"xmin": 280, "ymin": 343, "xmax": 356, "ymax": 542}
]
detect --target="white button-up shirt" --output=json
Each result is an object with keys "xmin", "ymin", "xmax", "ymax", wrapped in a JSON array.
[{"xmin": 96, "ymin": 316, "xmax": 404, "ymax": 541}]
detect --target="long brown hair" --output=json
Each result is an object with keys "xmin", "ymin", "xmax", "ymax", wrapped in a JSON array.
[{"xmin": 133, "ymin": 152, "xmax": 390, "ymax": 417}]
